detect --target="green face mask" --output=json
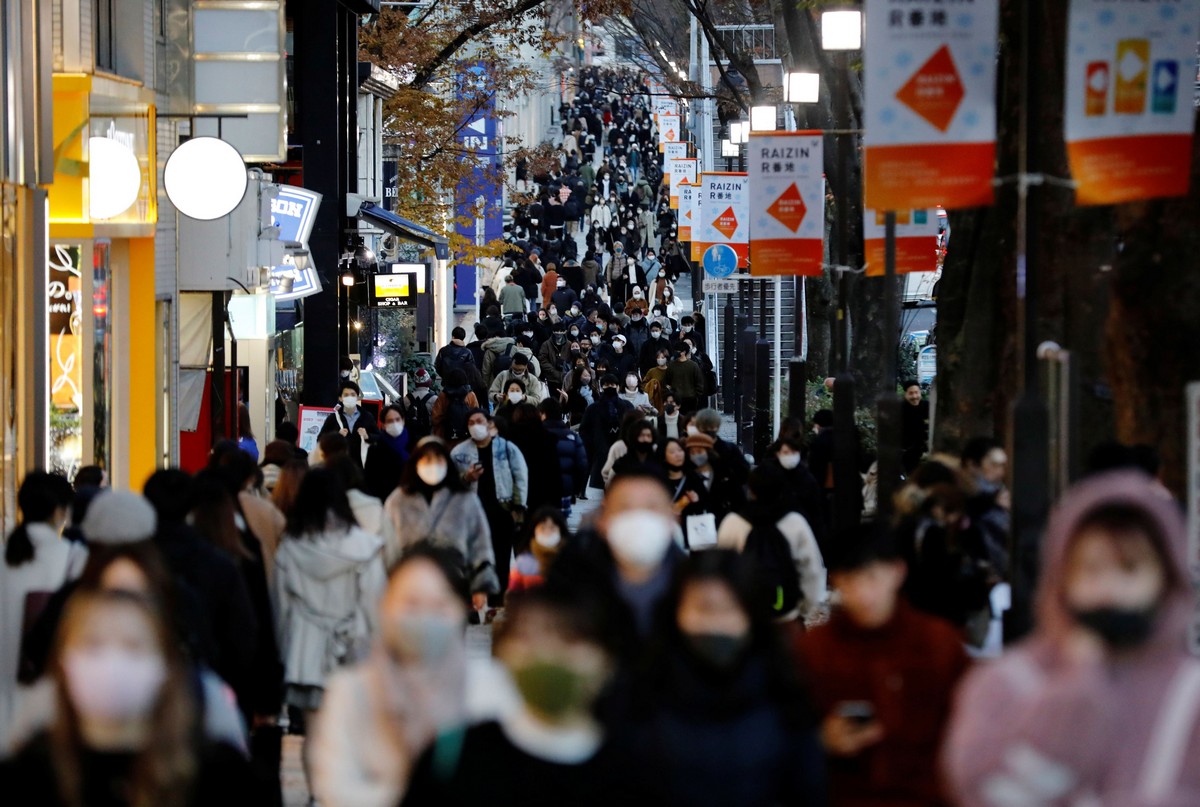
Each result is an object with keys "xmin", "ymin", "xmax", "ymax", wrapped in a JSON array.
[{"xmin": 512, "ymin": 660, "xmax": 595, "ymax": 719}]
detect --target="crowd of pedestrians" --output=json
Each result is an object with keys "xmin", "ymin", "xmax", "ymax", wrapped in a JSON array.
[{"xmin": 2, "ymin": 65, "xmax": 1200, "ymax": 807}]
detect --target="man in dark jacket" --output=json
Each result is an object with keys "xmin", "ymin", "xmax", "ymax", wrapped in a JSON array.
[
  {"xmin": 318, "ymin": 380, "xmax": 378, "ymax": 469},
  {"xmin": 693, "ymin": 407, "xmax": 749, "ymax": 489},
  {"xmin": 580, "ymin": 374, "xmax": 633, "ymax": 489},
  {"xmin": 539, "ymin": 399, "xmax": 589, "ymax": 509},
  {"xmin": 435, "ymin": 327, "xmax": 476, "ymax": 377}
]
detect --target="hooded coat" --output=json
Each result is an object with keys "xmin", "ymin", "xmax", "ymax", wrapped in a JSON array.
[
  {"xmin": 272, "ymin": 526, "xmax": 386, "ymax": 690},
  {"xmin": 943, "ymin": 471, "xmax": 1200, "ymax": 807}
]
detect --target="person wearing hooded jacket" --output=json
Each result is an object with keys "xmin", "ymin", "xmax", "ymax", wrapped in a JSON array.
[{"xmin": 943, "ymin": 471, "xmax": 1200, "ymax": 807}]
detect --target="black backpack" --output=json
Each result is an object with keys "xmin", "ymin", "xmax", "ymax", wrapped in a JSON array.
[
  {"xmin": 743, "ymin": 519, "xmax": 802, "ymax": 617},
  {"xmin": 441, "ymin": 345, "xmax": 475, "ymax": 375},
  {"xmin": 404, "ymin": 389, "xmax": 436, "ymax": 440},
  {"xmin": 445, "ymin": 392, "xmax": 472, "ymax": 443},
  {"xmin": 492, "ymin": 343, "xmax": 516, "ymax": 376}
]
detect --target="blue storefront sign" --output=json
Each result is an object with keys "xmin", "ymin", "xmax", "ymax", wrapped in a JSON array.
[
  {"xmin": 268, "ymin": 185, "xmax": 323, "ymax": 300},
  {"xmin": 454, "ymin": 65, "xmax": 505, "ymax": 307}
]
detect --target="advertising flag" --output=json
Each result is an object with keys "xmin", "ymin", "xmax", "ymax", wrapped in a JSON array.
[
  {"xmin": 695, "ymin": 173, "xmax": 749, "ymax": 266},
  {"xmin": 863, "ymin": 208, "xmax": 941, "ymax": 276},
  {"xmin": 864, "ymin": 0, "xmax": 998, "ymax": 210},
  {"xmin": 669, "ymin": 158, "xmax": 698, "ymax": 206},
  {"xmin": 653, "ymin": 97, "xmax": 679, "ymax": 120},
  {"xmin": 1065, "ymin": 0, "xmax": 1197, "ymax": 205},
  {"xmin": 678, "ymin": 181, "xmax": 696, "ymax": 242},
  {"xmin": 658, "ymin": 114, "xmax": 681, "ymax": 152},
  {"xmin": 748, "ymin": 131, "xmax": 825, "ymax": 277},
  {"xmin": 663, "ymin": 141, "xmax": 688, "ymax": 166}
]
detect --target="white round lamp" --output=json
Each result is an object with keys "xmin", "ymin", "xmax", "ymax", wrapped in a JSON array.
[
  {"xmin": 164, "ymin": 137, "xmax": 248, "ymax": 220},
  {"xmin": 88, "ymin": 137, "xmax": 142, "ymax": 220}
]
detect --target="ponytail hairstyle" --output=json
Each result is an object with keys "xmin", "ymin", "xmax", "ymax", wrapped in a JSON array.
[{"xmin": 6, "ymin": 471, "xmax": 73, "ymax": 567}]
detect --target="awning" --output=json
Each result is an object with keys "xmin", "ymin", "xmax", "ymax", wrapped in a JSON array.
[{"xmin": 357, "ymin": 201, "xmax": 449, "ymax": 260}]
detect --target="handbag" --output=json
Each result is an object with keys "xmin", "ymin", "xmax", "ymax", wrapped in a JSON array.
[{"xmin": 686, "ymin": 512, "xmax": 718, "ymax": 551}]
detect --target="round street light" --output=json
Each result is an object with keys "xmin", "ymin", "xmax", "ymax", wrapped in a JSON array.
[
  {"xmin": 88, "ymin": 137, "xmax": 142, "ymax": 220},
  {"xmin": 164, "ymin": 137, "xmax": 248, "ymax": 220}
]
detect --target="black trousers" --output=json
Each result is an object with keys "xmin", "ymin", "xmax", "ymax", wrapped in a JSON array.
[{"xmin": 484, "ymin": 504, "xmax": 515, "ymax": 605}]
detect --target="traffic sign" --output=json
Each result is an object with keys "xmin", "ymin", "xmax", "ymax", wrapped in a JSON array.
[{"xmin": 702, "ymin": 244, "xmax": 738, "ymax": 278}]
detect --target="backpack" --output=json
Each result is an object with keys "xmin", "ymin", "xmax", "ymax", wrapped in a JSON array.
[
  {"xmin": 492, "ymin": 343, "xmax": 516, "ymax": 376},
  {"xmin": 446, "ymin": 392, "xmax": 472, "ymax": 443},
  {"xmin": 743, "ymin": 519, "xmax": 803, "ymax": 617},
  {"xmin": 404, "ymin": 389, "xmax": 436, "ymax": 440},
  {"xmin": 441, "ymin": 345, "xmax": 475, "ymax": 375}
]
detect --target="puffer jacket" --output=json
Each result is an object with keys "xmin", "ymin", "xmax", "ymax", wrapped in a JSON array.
[
  {"xmin": 545, "ymin": 421, "xmax": 589, "ymax": 497},
  {"xmin": 272, "ymin": 526, "xmax": 386, "ymax": 689}
]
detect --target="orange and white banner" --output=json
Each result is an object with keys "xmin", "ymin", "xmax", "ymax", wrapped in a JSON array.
[
  {"xmin": 863, "ymin": 208, "xmax": 941, "ymax": 276},
  {"xmin": 1065, "ymin": 0, "xmax": 1197, "ymax": 205},
  {"xmin": 653, "ymin": 97, "xmax": 678, "ymax": 120},
  {"xmin": 694, "ymin": 173, "xmax": 749, "ymax": 266},
  {"xmin": 748, "ymin": 131, "xmax": 824, "ymax": 277},
  {"xmin": 678, "ymin": 181, "xmax": 696, "ymax": 242},
  {"xmin": 658, "ymin": 114, "xmax": 681, "ymax": 152},
  {"xmin": 864, "ymin": 0, "xmax": 998, "ymax": 210},
  {"xmin": 668, "ymin": 158, "xmax": 697, "ymax": 206},
  {"xmin": 663, "ymin": 141, "xmax": 688, "ymax": 169}
]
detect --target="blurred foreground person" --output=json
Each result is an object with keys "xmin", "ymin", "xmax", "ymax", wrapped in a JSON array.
[
  {"xmin": 796, "ymin": 528, "xmax": 967, "ymax": 807},
  {"xmin": 634, "ymin": 551, "xmax": 828, "ymax": 807},
  {"xmin": 944, "ymin": 472, "xmax": 1200, "ymax": 806},
  {"xmin": 402, "ymin": 588, "xmax": 648, "ymax": 806},
  {"xmin": 0, "ymin": 590, "xmax": 252, "ymax": 806},
  {"xmin": 312, "ymin": 546, "xmax": 511, "ymax": 807}
]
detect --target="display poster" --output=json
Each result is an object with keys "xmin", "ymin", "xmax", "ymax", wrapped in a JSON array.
[
  {"xmin": 694, "ymin": 172, "xmax": 749, "ymax": 266},
  {"xmin": 658, "ymin": 114, "xmax": 681, "ymax": 152},
  {"xmin": 863, "ymin": 208, "xmax": 941, "ymax": 276},
  {"xmin": 297, "ymin": 406, "xmax": 336, "ymax": 455},
  {"xmin": 678, "ymin": 180, "xmax": 696, "ymax": 242},
  {"xmin": 747, "ymin": 131, "xmax": 825, "ymax": 276},
  {"xmin": 668, "ymin": 157, "xmax": 698, "ymax": 205}
]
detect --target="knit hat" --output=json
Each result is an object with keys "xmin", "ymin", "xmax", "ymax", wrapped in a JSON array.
[
  {"xmin": 81, "ymin": 490, "xmax": 157, "ymax": 545},
  {"xmin": 414, "ymin": 367, "xmax": 432, "ymax": 387},
  {"xmin": 685, "ymin": 433, "xmax": 716, "ymax": 452}
]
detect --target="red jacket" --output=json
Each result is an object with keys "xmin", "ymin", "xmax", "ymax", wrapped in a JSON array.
[{"xmin": 795, "ymin": 602, "xmax": 968, "ymax": 807}]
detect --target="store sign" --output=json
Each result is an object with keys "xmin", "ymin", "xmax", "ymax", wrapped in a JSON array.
[
  {"xmin": 748, "ymin": 131, "xmax": 824, "ymax": 277},
  {"xmin": 694, "ymin": 173, "xmax": 749, "ymax": 266},
  {"xmin": 864, "ymin": 0, "xmax": 998, "ymax": 210},
  {"xmin": 863, "ymin": 208, "xmax": 941, "ymax": 276},
  {"xmin": 1065, "ymin": 0, "xmax": 1198, "ymax": 205},
  {"xmin": 678, "ymin": 181, "xmax": 696, "ymax": 242},
  {"xmin": 369, "ymin": 272, "xmax": 417, "ymax": 308},
  {"xmin": 268, "ymin": 186, "xmax": 322, "ymax": 300}
]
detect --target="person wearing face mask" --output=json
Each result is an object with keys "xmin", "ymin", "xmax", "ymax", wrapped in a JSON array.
[
  {"xmin": 665, "ymin": 344, "xmax": 706, "ymax": 416},
  {"xmin": 630, "ymin": 551, "xmax": 827, "ymax": 807},
  {"xmin": 493, "ymin": 378, "xmax": 530, "ymax": 432},
  {"xmin": 638, "ymin": 320, "xmax": 669, "ymax": 375},
  {"xmin": 537, "ymin": 324, "xmax": 570, "ymax": 389},
  {"xmin": 320, "ymin": 381, "xmax": 379, "ymax": 470},
  {"xmin": 550, "ymin": 275, "xmax": 579, "ymax": 314},
  {"xmin": 581, "ymin": 375, "xmax": 635, "ymax": 490},
  {"xmin": 760, "ymin": 435, "xmax": 829, "ymax": 555},
  {"xmin": 363, "ymin": 404, "xmax": 411, "ymax": 500},
  {"xmin": 0, "ymin": 472, "xmax": 83, "ymax": 737},
  {"xmin": 607, "ymin": 421, "xmax": 663, "ymax": 484},
  {"xmin": 617, "ymin": 372, "xmax": 653, "ymax": 413},
  {"xmin": 684, "ymin": 433, "xmax": 744, "ymax": 526},
  {"xmin": 944, "ymin": 472, "xmax": 1200, "ymax": 806},
  {"xmin": 489, "ymin": 353, "xmax": 547, "ymax": 407},
  {"xmin": 312, "ymin": 546, "xmax": 513, "ymax": 807},
  {"xmin": 607, "ymin": 333, "xmax": 638, "ymax": 380},
  {"xmin": 451, "ymin": 411, "xmax": 529, "ymax": 601},
  {"xmin": 0, "ymin": 590, "xmax": 254, "ymax": 806},
  {"xmin": 622, "ymin": 304, "xmax": 651, "ymax": 360},
  {"xmin": 540, "ymin": 264, "xmax": 561, "ymax": 309},
  {"xmin": 402, "ymin": 588, "xmax": 649, "ymax": 805},
  {"xmin": 565, "ymin": 367, "xmax": 598, "ymax": 427},
  {"xmin": 508, "ymin": 507, "xmax": 571, "ymax": 594}
]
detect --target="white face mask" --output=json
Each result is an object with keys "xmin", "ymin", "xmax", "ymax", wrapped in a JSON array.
[
  {"xmin": 416, "ymin": 460, "xmax": 448, "ymax": 486},
  {"xmin": 557, "ymin": 280, "xmax": 566, "ymax": 288},
  {"xmin": 625, "ymin": 377, "xmax": 638, "ymax": 390},
  {"xmin": 682, "ymin": 326, "xmax": 693, "ymax": 333},
  {"xmin": 64, "ymin": 646, "xmax": 167, "ymax": 722},
  {"xmin": 341, "ymin": 395, "xmax": 358, "ymax": 410},
  {"xmin": 535, "ymin": 529, "xmax": 562, "ymax": 549},
  {"xmin": 469, "ymin": 423, "xmax": 490, "ymax": 442},
  {"xmin": 778, "ymin": 452, "xmax": 802, "ymax": 470},
  {"xmin": 657, "ymin": 356, "xmax": 667, "ymax": 367},
  {"xmin": 385, "ymin": 421, "xmax": 405, "ymax": 438},
  {"xmin": 507, "ymin": 391, "xmax": 524, "ymax": 404},
  {"xmin": 382, "ymin": 613, "xmax": 460, "ymax": 664},
  {"xmin": 606, "ymin": 510, "xmax": 674, "ymax": 569}
]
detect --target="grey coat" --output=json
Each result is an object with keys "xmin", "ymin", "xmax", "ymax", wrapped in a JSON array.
[
  {"xmin": 272, "ymin": 526, "xmax": 386, "ymax": 689},
  {"xmin": 381, "ymin": 487, "xmax": 498, "ymax": 595}
]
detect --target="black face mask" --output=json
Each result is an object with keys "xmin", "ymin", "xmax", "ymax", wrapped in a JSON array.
[
  {"xmin": 664, "ymin": 403, "xmax": 677, "ymax": 415},
  {"xmin": 1071, "ymin": 606, "xmax": 1157, "ymax": 649},
  {"xmin": 685, "ymin": 632, "xmax": 749, "ymax": 671},
  {"xmin": 636, "ymin": 441, "xmax": 653, "ymax": 454}
]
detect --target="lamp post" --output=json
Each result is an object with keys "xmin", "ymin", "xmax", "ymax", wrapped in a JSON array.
[
  {"xmin": 783, "ymin": 70, "xmax": 820, "ymax": 425},
  {"xmin": 822, "ymin": 7, "xmax": 864, "ymax": 535},
  {"xmin": 749, "ymin": 104, "xmax": 778, "ymax": 458}
]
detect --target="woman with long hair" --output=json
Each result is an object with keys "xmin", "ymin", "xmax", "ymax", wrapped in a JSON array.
[
  {"xmin": 364, "ymin": 404, "xmax": 410, "ymax": 500},
  {"xmin": 272, "ymin": 467, "xmax": 386, "ymax": 794},
  {"xmin": 270, "ymin": 460, "xmax": 308, "ymax": 518},
  {"xmin": 381, "ymin": 439, "xmax": 496, "ymax": 609},
  {"xmin": 631, "ymin": 551, "xmax": 826, "ymax": 807},
  {"xmin": 0, "ymin": 590, "xmax": 253, "ymax": 806},
  {"xmin": 0, "ymin": 471, "xmax": 83, "ymax": 738}
]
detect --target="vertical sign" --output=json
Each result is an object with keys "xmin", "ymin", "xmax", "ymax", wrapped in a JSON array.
[
  {"xmin": 663, "ymin": 141, "xmax": 688, "ymax": 165},
  {"xmin": 658, "ymin": 113, "xmax": 681, "ymax": 152},
  {"xmin": 864, "ymin": 0, "xmax": 998, "ymax": 210},
  {"xmin": 454, "ymin": 65, "xmax": 504, "ymax": 307},
  {"xmin": 678, "ymin": 181, "xmax": 696, "ymax": 242},
  {"xmin": 1065, "ymin": 0, "xmax": 1198, "ymax": 205},
  {"xmin": 695, "ymin": 173, "xmax": 749, "ymax": 266},
  {"xmin": 653, "ymin": 97, "xmax": 679, "ymax": 119},
  {"xmin": 748, "ymin": 131, "xmax": 825, "ymax": 276},
  {"xmin": 668, "ymin": 157, "xmax": 698, "ymax": 206},
  {"xmin": 863, "ymin": 208, "xmax": 941, "ymax": 275}
]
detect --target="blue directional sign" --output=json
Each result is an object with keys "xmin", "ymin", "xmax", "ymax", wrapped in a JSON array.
[{"xmin": 703, "ymin": 243, "xmax": 738, "ymax": 278}]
